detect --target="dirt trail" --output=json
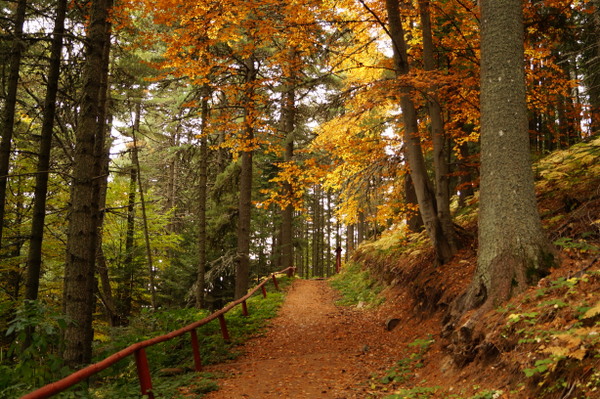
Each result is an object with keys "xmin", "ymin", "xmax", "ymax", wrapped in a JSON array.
[{"xmin": 202, "ymin": 279, "xmax": 431, "ymax": 399}]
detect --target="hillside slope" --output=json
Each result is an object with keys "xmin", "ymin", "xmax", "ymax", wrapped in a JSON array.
[{"xmin": 349, "ymin": 137, "xmax": 600, "ymax": 398}]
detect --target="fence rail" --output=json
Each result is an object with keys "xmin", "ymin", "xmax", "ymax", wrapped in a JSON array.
[{"xmin": 21, "ymin": 267, "xmax": 295, "ymax": 399}]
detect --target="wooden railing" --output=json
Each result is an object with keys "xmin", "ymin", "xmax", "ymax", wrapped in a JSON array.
[{"xmin": 21, "ymin": 267, "xmax": 295, "ymax": 399}]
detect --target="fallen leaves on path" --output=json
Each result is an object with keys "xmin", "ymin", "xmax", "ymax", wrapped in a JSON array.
[{"xmin": 198, "ymin": 279, "xmax": 432, "ymax": 398}]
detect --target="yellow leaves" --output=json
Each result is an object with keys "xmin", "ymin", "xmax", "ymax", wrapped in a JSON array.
[
  {"xmin": 535, "ymin": 137, "xmax": 600, "ymax": 191},
  {"xmin": 540, "ymin": 327, "xmax": 599, "ymax": 361},
  {"xmin": 582, "ymin": 302, "xmax": 600, "ymax": 319},
  {"xmin": 258, "ymin": 159, "xmax": 322, "ymax": 211}
]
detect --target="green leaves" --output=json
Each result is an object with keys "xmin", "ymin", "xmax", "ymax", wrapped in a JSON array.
[{"xmin": 523, "ymin": 358, "xmax": 554, "ymax": 378}]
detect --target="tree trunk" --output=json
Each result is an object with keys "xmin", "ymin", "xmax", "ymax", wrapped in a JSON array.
[
  {"xmin": 0, "ymin": 0, "xmax": 27, "ymax": 248},
  {"xmin": 63, "ymin": 0, "xmax": 112, "ymax": 369},
  {"xmin": 131, "ymin": 109, "xmax": 158, "ymax": 310},
  {"xmin": 588, "ymin": 0, "xmax": 600, "ymax": 133},
  {"xmin": 196, "ymin": 92, "xmax": 209, "ymax": 308},
  {"xmin": 24, "ymin": 0, "xmax": 67, "ymax": 304},
  {"xmin": 456, "ymin": 141, "xmax": 475, "ymax": 209},
  {"xmin": 385, "ymin": 0, "xmax": 454, "ymax": 265},
  {"xmin": 234, "ymin": 58, "xmax": 257, "ymax": 299},
  {"xmin": 418, "ymin": 0, "xmax": 458, "ymax": 253},
  {"xmin": 311, "ymin": 187, "xmax": 319, "ymax": 276},
  {"xmin": 326, "ymin": 191, "xmax": 333, "ymax": 276},
  {"xmin": 116, "ymin": 163, "xmax": 137, "ymax": 322},
  {"xmin": 346, "ymin": 223, "xmax": 355, "ymax": 260},
  {"xmin": 463, "ymin": 0, "xmax": 555, "ymax": 312},
  {"xmin": 357, "ymin": 211, "xmax": 365, "ymax": 245},
  {"xmin": 280, "ymin": 88, "xmax": 295, "ymax": 271},
  {"xmin": 405, "ymin": 174, "xmax": 423, "ymax": 232},
  {"xmin": 97, "ymin": 139, "xmax": 118, "ymax": 329},
  {"xmin": 94, "ymin": 22, "xmax": 114, "ymax": 326}
]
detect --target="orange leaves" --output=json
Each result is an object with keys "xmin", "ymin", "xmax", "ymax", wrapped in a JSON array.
[{"xmin": 259, "ymin": 158, "xmax": 323, "ymax": 211}]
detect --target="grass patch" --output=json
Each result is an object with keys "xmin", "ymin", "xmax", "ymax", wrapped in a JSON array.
[
  {"xmin": 329, "ymin": 261, "xmax": 384, "ymax": 307},
  {"xmin": 8, "ymin": 276, "xmax": 292, "ymax": 399}
]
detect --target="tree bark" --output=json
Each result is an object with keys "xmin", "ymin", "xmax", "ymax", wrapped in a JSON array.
[
  {"xmin": 456, "ymin": 141, "xmax": 475, "ymax": 209},
  {"xmin": 346, "ymin": 223, "xmax": 355, "ymax": 260},
  {"xmin": 63, "ymin": 0, "xmax": 112, "ymax": 369},
  {"xmin": 94, "ymin": 19, "xmax": 114, "ymax": 326},
  {"xmin": 463, "ymin": 0, "xmax": 555, "ymax": 311},
  {"xmin": 0, "ymin": 0, "xmax": 27, "ymax": 249},
  {"xmin": 234, "ymin": 58, "xmax": 257, "ymax": 299},
  {"xmin": 24, "ymin": 0, "xmax": 67, "ymax": 304},
  {"xmin": 385, "ymin": 0, "xmax": 454, "ymax": 265},
  {"xmin": 280, "ymin": 88, "xmax": 295, "ymax": 271},
  {"xmin": 404, "ymin": 174, "xmax": 423, "ymax": 232},
  {"xmin": 418, "ymin": 0, "xmax": 458, "ymax": 253}
]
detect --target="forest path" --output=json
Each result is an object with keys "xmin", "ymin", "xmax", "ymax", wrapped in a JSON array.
[{"xmin": 199, "ymin": 279, "xmax": 419, "ymax": 399}]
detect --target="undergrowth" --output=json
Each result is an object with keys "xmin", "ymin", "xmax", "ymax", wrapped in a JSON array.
[
  {"xmin": 494, "ymin": 270, "xmax": 600, "ymax": 397},
  {"xmin": 2, "ymin": 276, "xmax": 292, "ymax": 398},
  {"xmin": 329, "ymin": 261, "xmax": 385, "ymax": 307}
]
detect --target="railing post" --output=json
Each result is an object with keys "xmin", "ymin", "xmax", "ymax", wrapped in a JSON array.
[
  {"xmin": 287, "ymin": 266, "xmax": 294, "ymax": 277},
  {"xmin": 272, "ymin": 274, "xmax": 280, "ymax": 291},
  {"xmin": 261, "ymin": 285, "xmax": 267, "ymax": 298},
  {"xmin": 242, "ymin": 300, "xmax": 249, "ymax": 316},
  {"xmin": 134, "ymin": 348, "xmax": 154, "ymax": 399},
  {"xmin": 218, "ymin": 314, "xmax": 231, "ymax": 342},
  {"xmin": 190, "ymin": 328, "xmax": 203, "ymax": 372}
]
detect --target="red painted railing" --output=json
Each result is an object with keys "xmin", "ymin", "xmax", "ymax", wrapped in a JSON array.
[{"xmin": 21, "ymin": 267, "xmax": 295, "ymax": 399}]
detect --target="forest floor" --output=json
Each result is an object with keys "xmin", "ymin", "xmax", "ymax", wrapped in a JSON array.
[
  {"xmin": 197, "ymin": 278, "xmax": 440, "ymax": 399},
  {"xmin": 188, "ymin": 260, "xmax": 599, "ymax": 399},
  {"xmin": 182, "ymin": 138, "xmax": 600, "ymax": 398}
]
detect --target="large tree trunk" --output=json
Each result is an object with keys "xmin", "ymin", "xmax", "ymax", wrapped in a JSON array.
[
  {"xmin": 234, "ymin": 59, "xmax": 257, "ymax": 299},
  {"xmin": 0, "ymin": 0, "xmax": 27, "ymax": 248},
  {"xmin": 63, "ymin": 0, "xmax": 112, "ymax": 368},
  {"xmin": 385, "ymin": 0, "xmax": 454, "ymax": 265},
  {"xmin": 463, "ymin": 0, "xmax": 555, "ymax": 312}
]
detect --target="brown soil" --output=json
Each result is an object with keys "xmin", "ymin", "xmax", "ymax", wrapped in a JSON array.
[{"xmin": 201, "ymin": 279, "xmax": 440, "ymax": 399}]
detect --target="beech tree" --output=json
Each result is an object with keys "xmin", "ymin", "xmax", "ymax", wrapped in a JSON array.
[{"xmin": 384, "ymin": 0, "xmax": 456, "ymax": 265}]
